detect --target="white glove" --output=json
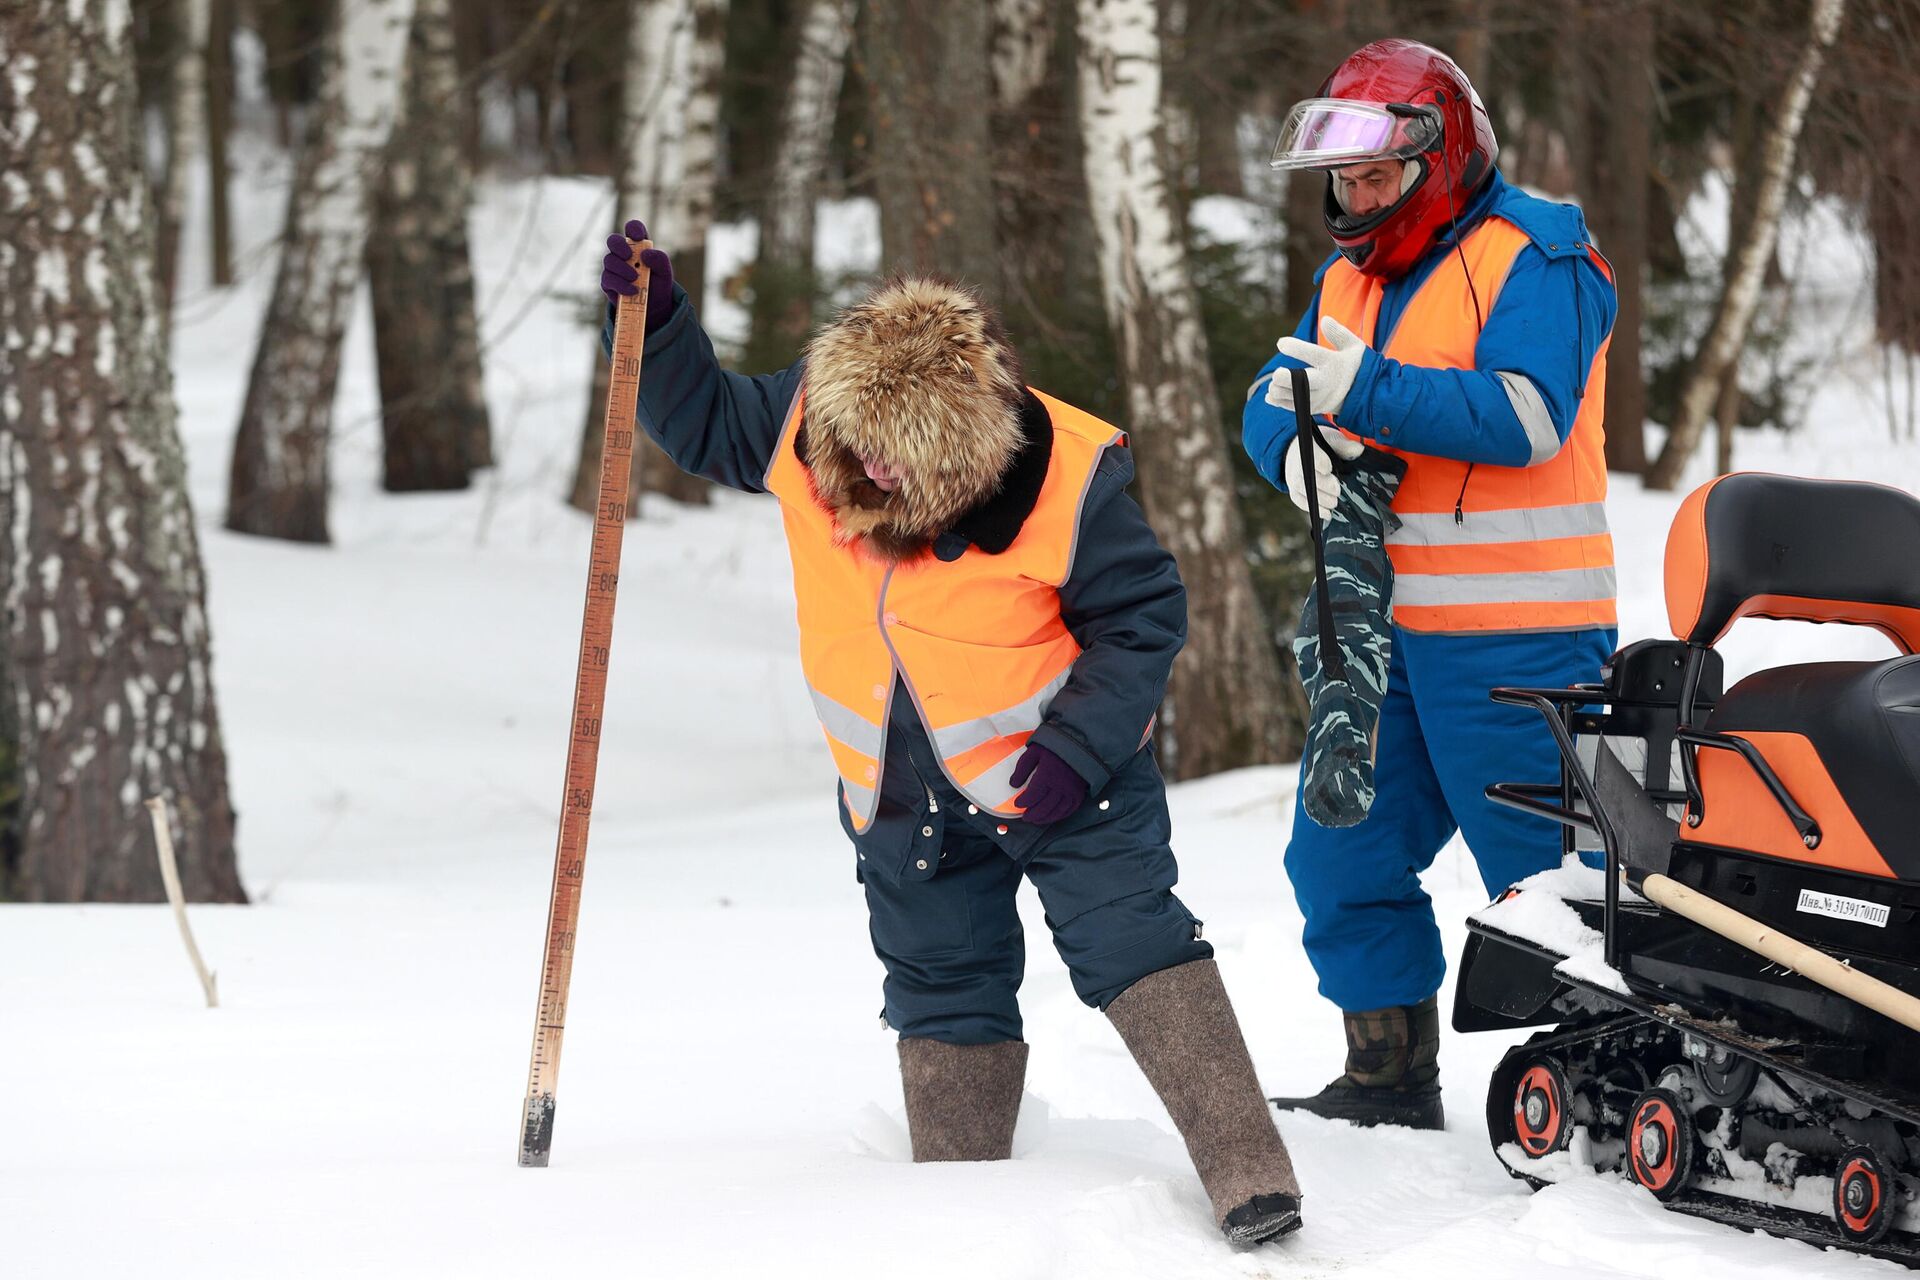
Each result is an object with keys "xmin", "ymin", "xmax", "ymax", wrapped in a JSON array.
[
  {"xmin": 1281, "ymin": 420, "xmax": 1364, "ymax": 515},
  {"xmin": 1265, "ymin": 316, "xmax": 1369, "ymax": 418}
]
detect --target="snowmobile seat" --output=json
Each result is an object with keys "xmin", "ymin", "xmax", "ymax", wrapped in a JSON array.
[
  {"xmin": 1664, "ymin": 473, "xmax": 1920, "ymax": 880},
  {"xmin": 1696, "ymin": 657, "xmax": 1920, "ymax": 881}
]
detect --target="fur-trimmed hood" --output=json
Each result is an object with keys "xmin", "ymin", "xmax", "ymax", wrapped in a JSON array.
[{"xmin": 799, "ymin": 277, "xmax": 1027, "ymax": 562}]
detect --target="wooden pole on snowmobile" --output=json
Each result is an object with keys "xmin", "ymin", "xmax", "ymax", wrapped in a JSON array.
[
  {"xmin": 1639, "ymin": 873, "xmax": 1920, "ymax": 1036},
  {"xmin": 517, "ymin": 240, "xmax": 651, "ymax": 1167}
]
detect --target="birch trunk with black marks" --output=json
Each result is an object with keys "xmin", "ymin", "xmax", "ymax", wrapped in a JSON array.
[
  {"xmin": 1074, "ymin": 0, "xmax": 1292, "ymax": 778},
  {"xmin": 864, "ymin": 0, "xmax": 999, "ymax": 292},
  {"xmin": 744, "ymin": 0, "xmax": 857, "ymax": 370},
  {"xmin": 158, "ymin": 0, "xmax": 211, "ymax": 316},
  {"xmin": 226, "ymin": 0, "xmax": 413, "ymax": 542},
  {"xmin": 571, "ymin": 0, "xmax": 723, "ymax": 514},
  {"xmin": 369, "ymin": 0, "xmax": 493, "ymax": 492},
  {"xmin": 1646, "ymin": 0, "xmax": 1846, "ymax": 491},
  {"xmin": 1, "ymin": 0, "xmax": 244, "ymax": 903}
]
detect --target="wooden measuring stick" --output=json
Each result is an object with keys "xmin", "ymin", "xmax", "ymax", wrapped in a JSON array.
[{"xmin": 518, "ymin": 241, "xmax": 651, "ymax": 1167}]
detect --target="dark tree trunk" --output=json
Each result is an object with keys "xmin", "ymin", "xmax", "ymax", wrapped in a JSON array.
[
  {"xmin": 207, "ymin": 0, "xmax": 235, "ymax": 287},
  {"xmin": 864, "ymin": 0, "xmax": 1000, "ymax": 293},
  {"xmin": 1867, "ymin": 120, "xmax": 1920, "ymax": 357},
  {"xmin": 990, "ymin": 0, "xmax": 1094, "ymax": 331},
  {"xmin": 370, "ymin": 0, "xmax": 494, "ymax": 493},
  {"xmin": 1282, "ymin": 0, "xmax": 1348, "ymax": 324},
  {"xmin": 227, "ymin": 0, "xmax": 413, "ymax": 542},
  {"xmin": 560, "ymin": 0, "xmax": 627, "ymax": 176},
  {"xmin": 1584, "ymin": 0, "xmax": 1652, "ymax": 474},
  {"xmin": 1, "ymin": 0, "xmax": 244, "ymax": 903}
]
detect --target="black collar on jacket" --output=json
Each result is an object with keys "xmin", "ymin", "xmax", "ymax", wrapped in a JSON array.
[{"xmin": 934, "ymin": 390, "xmax": 1053, "ymax": 561}]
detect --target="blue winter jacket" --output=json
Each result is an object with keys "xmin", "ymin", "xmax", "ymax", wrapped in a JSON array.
[
  {"xmin": 603, "ymin": 291, "xmax": 1187, "ymax": 866},
  {"xmin": 1243, "ymin": 171, "xmax": 1617, "ymax": 487}
]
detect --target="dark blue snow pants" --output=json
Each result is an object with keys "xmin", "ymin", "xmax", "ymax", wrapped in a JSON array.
[
  {"xmin": 849, "ymin": 704, "xmax": 1209, "ymax": 1045},
  {"xmin": 1284, "ymin": 626, "xmax": 1614, "ymax": 1012}
]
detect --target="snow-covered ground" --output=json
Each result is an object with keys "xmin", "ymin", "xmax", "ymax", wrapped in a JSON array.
[{"xmin": 7, "ymin": 141, "xmax": 1918, "ymax": 1279}]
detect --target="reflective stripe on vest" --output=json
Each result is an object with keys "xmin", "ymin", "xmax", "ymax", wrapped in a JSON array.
[
  {"xmin": 763, "ymin": 388, "xmax": 1123, "ymax": 831},
  {"xmin": 1318, "ymin": 216, "xmax": 1617, "ymax": 634}
]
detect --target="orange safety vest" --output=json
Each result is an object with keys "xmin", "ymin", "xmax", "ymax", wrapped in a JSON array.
[
  {"xmin": 762, "ymin": 387, "xmax": 1124, "ymax": 832},
  {"xmin": 1318, "ymin": 216, "xmax": 1617, "ymax": 634}
]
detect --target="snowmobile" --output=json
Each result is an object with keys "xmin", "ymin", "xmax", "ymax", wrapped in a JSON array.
[{"xmin": 1453, "ymin": 471, "xmax": 1920, "ymax": 1263}]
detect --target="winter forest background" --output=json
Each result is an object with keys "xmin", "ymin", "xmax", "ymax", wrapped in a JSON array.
[{"xmin": 4, "ymin": 1, "xmax": 1920, "ymax": 1276}]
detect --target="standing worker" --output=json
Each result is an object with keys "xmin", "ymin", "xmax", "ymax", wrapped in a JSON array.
[
  {"xmin": 598, "ymin": 226, "xmax": 1303, "ymax": 1244},
  {"xmin": 1243, "ymin": 39, "xmax": 1619, "ymax": 1129}
]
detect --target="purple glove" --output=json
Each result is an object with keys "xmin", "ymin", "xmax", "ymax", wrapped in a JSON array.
[
  {"xmin": 1010, "ymin": 743, "xmax": 1089, "ymax": 826},
  {"xmin": 601, "ymin": 219, "xmax": 676, "ymax": 334}
]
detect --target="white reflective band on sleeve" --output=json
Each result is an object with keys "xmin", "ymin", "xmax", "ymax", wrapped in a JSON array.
[
  {"xmin": 809, "ymin": 686, "xmax": 885, "ymax": 755},
  {"xmin": 927, "ymin": 667, "xmax": 1074, "ymax": 758},
  {"xmin": 1392, "ymin": 566, "xmax": 1618, "ymax": 608},
  {"xmin": 1495, "ymin": 372, "xmax": 1563, "ymax": 465},
  {"xmin": 1387, "ymin": 502, "xmax": 1609, "ymax": 548}
]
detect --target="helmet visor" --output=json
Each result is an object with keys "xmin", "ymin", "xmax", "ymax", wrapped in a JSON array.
[{"xmin": 1269, "ymin": 99, "xmax": 1439, "ymax": 171}]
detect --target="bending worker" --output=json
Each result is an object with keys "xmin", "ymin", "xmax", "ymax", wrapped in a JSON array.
[{"xmin": 600, "ymin": 226, "xmax": 1303, "ymax": 1245}]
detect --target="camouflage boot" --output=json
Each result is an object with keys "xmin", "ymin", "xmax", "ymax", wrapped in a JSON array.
[{"xmin": 1269, "ymin": 996, "xmax": 1443, "ymax": 1130}]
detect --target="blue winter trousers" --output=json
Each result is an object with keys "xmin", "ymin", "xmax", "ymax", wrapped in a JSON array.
[{"xmin": 1284, "ymin": 625, "xmax": 1614, "ymax": 1012}]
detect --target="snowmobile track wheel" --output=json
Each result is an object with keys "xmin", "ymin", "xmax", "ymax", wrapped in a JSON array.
[
  {"xmin": 1626, "ymin": 1087, "xmax": 1695, "ymax": 1202},
  {"xmin": 1833, "ymin": 1146, "xmax": 1895, "ymax": 1246},
  {"xmin": 1512, "ymin": 1057, "xmax": 1575, "ymax": 1159},
  {"xmin": 1693, "ymin": 1046, "xmax": 1759, "ymax": 1108}
]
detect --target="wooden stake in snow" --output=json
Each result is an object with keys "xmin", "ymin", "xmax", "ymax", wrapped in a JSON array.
[
  {"xmin": 518, "ymin": 245, "xmax": 651, "ymax": 1169},
  {"xmin": 145, "ymin": 797, "xmax": 219, "ymax": 1009}
]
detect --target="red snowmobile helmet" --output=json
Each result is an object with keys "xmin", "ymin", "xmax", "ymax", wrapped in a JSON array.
[{"xmin": 1270, "ymin": 39, "xmax": 1499, "ymax": 280}]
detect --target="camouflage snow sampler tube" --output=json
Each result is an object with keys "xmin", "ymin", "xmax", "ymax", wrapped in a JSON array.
[{"xmin": 1288, "ymin": 367, "xmax": 1406, "ymax": 829}]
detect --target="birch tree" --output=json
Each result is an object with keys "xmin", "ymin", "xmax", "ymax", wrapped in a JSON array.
[
  {"xmin": 226, "ymin": 0, "xmax": 414, "ymax": 543},
  {"xmin": 864, "ymin": 0, "xmax": 1000, "ymax": 292},
  {"xmin": 369, "ymin": 0, "xmax": 493, "ymax": 492},
  {"xmin": 1074, "ymin": 0, "xmax": 1291, "ymax": 777},
  {"xmin": 157, "ymin": 0, "xmax": 212, "ymax": 315},
  {"xmin": 1, "ymin": 0, "xmax": 244, "ymax": 903},
  {"xmin": 1646, "ymin": 0, "xmax": 1847, "ymax": 490},
  {"xmin": 571, "ymin": 0, "xmax": 725, "ymax": 514},
  {"xmin": 744, "ymin": 0, "xmax": 857, "ymax": 368}
]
